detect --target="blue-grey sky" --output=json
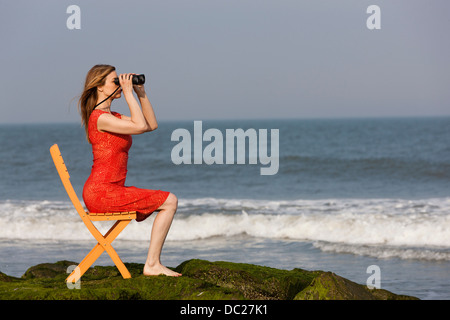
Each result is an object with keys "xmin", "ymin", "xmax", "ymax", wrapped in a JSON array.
[{"xmin": 1, "ymin": 0, "xmax": 449, "ymax": 123}]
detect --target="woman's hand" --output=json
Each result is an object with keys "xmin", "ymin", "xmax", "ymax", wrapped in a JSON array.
[
  {"xmin": 132, "ymin": 73, "xmax": 146, "ymax": 97},
  {"xmin": 118, "ymin": 73, "xmax": 134, "ymax": 95},
  {"xmin": 133, "ymin": 83, "xmax": 146, "ymax": 98}
]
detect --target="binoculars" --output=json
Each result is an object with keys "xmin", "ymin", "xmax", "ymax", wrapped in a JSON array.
[{"xmin": 114, "ymin": 74, "xmax": 145, "ymax": 86}]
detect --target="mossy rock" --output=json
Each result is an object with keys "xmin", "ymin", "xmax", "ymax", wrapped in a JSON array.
[
  {"xmin": 0, "ymin": 259, "xmax": 419, "ymax": 300},
  {"xmin": 294, "ymin": 271, "xmax": 419, "ymax": 300},
  {"xmin": 0, "ymin": 271, "xmax": 17, "ymax": 283},
  {"xmin": 22, "ymin": 260, "xmax": 77, "ymax": 280},
  {"xmin": 175, "ymin": 259, "xmax": 318, "ymax": 299}
]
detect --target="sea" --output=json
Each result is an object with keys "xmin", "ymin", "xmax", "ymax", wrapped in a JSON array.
[{"xmin": 0, "ymin": 117, "xmax": 449, "ymax": 300}]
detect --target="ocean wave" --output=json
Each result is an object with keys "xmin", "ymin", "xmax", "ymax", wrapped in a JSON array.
[
  {"xmin": 0, "ymin": 198, "xmax": 449, "ymax": 261},
  {"xmin": 313, "ymin": 242, "xmax": 450, "ymax": 261}
]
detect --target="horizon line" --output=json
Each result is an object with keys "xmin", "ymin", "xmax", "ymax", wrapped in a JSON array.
[{"xmin": 1, "ymin": 114, "xmax": 450, "ymax": 125}]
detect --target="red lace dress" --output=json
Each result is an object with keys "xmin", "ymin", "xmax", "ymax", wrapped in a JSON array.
[{"xmin": 82, "ymin": 109, "xmax": 169, "ymax": 222}]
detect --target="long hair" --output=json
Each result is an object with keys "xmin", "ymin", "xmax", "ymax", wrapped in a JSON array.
[{"xmin": 78, "ymin": 64, "xmax": 116, "ymax": 143}]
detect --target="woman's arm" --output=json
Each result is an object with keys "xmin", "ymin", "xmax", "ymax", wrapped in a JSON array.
[
  {"xmin": 97, "ymin": 73, "xmax": 149, "ymax": 135},
  {"xmin": 133, "ymin": 83, "xmax": 158, "ymax": 131}
]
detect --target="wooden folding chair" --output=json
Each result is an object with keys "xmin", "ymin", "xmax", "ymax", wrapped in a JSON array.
[{"xmin": 49, "ymin": 144, "xmax": 136, "ymax": 283}]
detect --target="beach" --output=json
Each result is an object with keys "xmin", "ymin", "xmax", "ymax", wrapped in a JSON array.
[{"xmin": 0, "ymin": 117, "xmax": 449, "ymax": 299}]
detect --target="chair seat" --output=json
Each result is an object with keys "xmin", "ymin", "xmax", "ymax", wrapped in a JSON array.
[{"xmin": 88, "ymin": 211, "xmax": 137, "ymax": 221}]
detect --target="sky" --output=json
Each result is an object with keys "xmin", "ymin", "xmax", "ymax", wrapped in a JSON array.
[{"xmin": 1, "ymin": 0, "xmax": 449, "ymax": 123}]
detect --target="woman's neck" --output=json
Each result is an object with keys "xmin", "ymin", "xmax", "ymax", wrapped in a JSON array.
[{"xmin": 95, "ymin": 98, "xmax": 112, "ymax": 112}]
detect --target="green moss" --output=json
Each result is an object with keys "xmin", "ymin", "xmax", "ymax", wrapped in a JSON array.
[
  {"xmin": 22, "ymin": 260, "xmax": 77, "ymax": 280},
  {"xmin": 175, "ymin": 259, "xmax": 318, "ymax": 299},
  {"xmin": 294, "ymin": 272, "xmax": 419, "ymax": 300},
  {"xmin": 0, "ymin": 259, "xmax": 418, "ymax": 300}
]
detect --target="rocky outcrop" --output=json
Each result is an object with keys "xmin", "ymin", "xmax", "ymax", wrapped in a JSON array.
[{"xmin": 0, "ymin": 259, "xmax": 418, "ymax": 300}]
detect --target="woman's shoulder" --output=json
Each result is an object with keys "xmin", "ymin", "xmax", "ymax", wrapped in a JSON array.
[
  {"xmin": 88, "ymin": 109, "xmax": 103, "ymax": 123},
  {"xmin": 90, "ymin": 109, "xmax": 108, "ymax": 118}
]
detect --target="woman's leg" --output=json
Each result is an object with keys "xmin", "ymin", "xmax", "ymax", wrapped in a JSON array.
[{"xmin": 143, "ymin": 193, "xmax": 181, "ymax": 276}]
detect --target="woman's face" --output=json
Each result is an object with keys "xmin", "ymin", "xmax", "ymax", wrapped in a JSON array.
[{"xmin": 99, "ymin": 71, "xmax": 122, "ymax": 99}]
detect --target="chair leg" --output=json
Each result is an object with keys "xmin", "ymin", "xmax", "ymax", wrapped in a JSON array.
[
  {"xmin": 66, "ymin": 219, "xmax": 133, "ymax": 283},
  {"xmin": 67, "ymin": 243, "xmax": 105, "ymax": 283},
  {"xmin": 103, "ymin": 243, "xmax": 131, "ymax": 279},
  {"xmin": 102, "ymin": 220, "xmax": 132, "ymax": 278}
]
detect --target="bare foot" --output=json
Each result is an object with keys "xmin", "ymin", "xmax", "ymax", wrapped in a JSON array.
[{"xmin": 143, "ymin": 263, "xmax": 182, "ymax": 277}]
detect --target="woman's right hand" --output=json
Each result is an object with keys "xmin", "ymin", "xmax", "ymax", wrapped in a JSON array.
[{"xmin": 119, "ymin": 73, "xmax": 134, "ymax": 95}]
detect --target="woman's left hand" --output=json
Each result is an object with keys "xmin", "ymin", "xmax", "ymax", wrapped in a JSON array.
[{"xmin": 132, "ymin": 73, "xmax": 146, "ymax": 97}]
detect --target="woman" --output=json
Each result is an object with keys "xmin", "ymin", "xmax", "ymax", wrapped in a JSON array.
[{"xmin": 79, "ymin": 64, "xmax": 181, "ymax": 277}]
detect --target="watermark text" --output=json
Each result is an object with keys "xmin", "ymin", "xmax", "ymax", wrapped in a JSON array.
[
  {"xmin": 366, "ymin": 265, "xmax": 381, "ymax": 289},
  {"xmin": 171, "ymin": 121, "xmax": 279, "ymax": 175}
]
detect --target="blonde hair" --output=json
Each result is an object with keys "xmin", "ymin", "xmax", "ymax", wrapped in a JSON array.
[{"xmin": 78, "ymin": 64, "xmax": 116, "ymax": 143}]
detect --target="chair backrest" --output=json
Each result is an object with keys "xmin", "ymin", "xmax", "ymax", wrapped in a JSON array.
[{"xmin": 50, "ymin": 144, "xmax": 90, "ymax": 223}]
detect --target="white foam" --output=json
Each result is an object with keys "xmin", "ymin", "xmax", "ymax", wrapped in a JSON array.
[
  {"xmin": 1, "ymin": 198, "xmax": 449, "ymax": 260},
  {"xmin": 313, "ymin": 242, "xmax": 450, "ymax": 261}
]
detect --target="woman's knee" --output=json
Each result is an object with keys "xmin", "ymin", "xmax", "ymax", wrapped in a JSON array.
[
  {"xmin": 166, "ymin": 192, "xmax": 178, "ymax": 210},
  {"xmin": 157, "ymin": 192, "xmax": 178, "ymax": 212}
]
